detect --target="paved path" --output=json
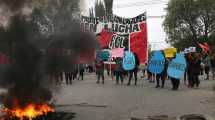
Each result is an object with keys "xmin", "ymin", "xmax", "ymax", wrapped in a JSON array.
[{"xmin": 55, "ymin": 73, "xmax": 215, "ymax": 120}]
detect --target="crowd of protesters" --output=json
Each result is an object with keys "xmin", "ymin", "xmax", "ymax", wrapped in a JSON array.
[
  {"xmin": 50, "ymin": 51, "xmax": 215, "ymax": 91},
  {"xmin": 93, "ymin": 51, "xmax": 215, "ymax": 90}
]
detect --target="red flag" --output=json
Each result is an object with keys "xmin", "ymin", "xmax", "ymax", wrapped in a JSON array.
[
  {"xmin": 98, "ymin": 29, "xmax": 113, "ymax": 49},
  {"xmin": 130, "ymin": 22, "xmax": 148, "ymax": 63},
  {"xmin": 198, "ymin": 42, "xmax": 210, "ymax": 53}
]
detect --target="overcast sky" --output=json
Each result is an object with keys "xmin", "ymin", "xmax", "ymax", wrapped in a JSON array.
[{"xmin": 83, "ymin": 0, "xmax": 170, "ymax": 50}]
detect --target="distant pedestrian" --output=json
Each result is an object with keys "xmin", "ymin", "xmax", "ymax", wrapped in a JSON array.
[
  {"xmin": 79, "ymin": 64, "xmax": 85, "ymax": 80},
  {"xmin": 64, "ymin": 64, "xmax": 73, "ymax": 85},
  {"xmin": 211, "ymin": 55, "xmax": 215, "ymax": 79},
  {"xmin": 202, "ymin": 54, "xmax": 211, "ymax": 80}
]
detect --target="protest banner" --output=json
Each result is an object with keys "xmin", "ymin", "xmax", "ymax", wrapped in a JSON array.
[
  {"xmin": 167, "ymin": 53, "xmax": 187, "ymax": 80},
  {"xmin": 122, "ymin": 51, "xmax": 136, "ymax": 71},
  {"xmin": 148, "ymin": 51, "xmax": 165, "ymax": 74},
  {"xmin": 81, "ymin": 12, "xmax": 148, "ymax": 63},
  {"xmin": 111, "ymin": 48, "xmax": 124, "ymax": 58},
  {"xmin": 96, "ymin": 50, "xmax": 110, "ymax": 61}
]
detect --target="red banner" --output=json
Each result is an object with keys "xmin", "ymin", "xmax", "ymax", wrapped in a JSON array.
[
  {"xmin": 98, "ymin": 21, "xmax": 148, "ymax": 63},
  {"xmin": 81, "ymin": 12, "xmax": 148, "ymax": 63},
  {"xmin": 130, "ymin": 22, "xmax": 148, "ymax": 63}
]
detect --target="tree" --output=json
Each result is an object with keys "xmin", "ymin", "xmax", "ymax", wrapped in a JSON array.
[
  {"xmin": 103, "ymin": 0, "xmax": 113, "ymax": 15},
  {"xmin": 163, "ymin": 0, "xmax": 215, "ymax": 50},
  {"xmin": 90, "ymin": 0, "xmax": 113, "ymax": 17},
  {"xmin": 94, "ymin": 0, "xmax": 106, "ymax": 17},
  {"xmin": 32, "ymin": 0, "xmax": 80, "ymax": 35}
]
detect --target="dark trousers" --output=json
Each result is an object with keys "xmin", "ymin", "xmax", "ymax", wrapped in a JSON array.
[
  {"xmin": 205, "ymin": 66, "xmax": 210, "ymax": 80},
  {"xmin": 65, "ymin": 72, "xmax": 72, "ymax": 84},
  {"xmin": 127, "ymin": 70, "xmax": 138, "ymax": 85},
  {"xmin": 171, "ymin": 78, "xmax": 180, "ymax": 90},
  {"xmin": 79, "ymin": 70, "xmax": 84, "ymax": 80},
  {"xmin": 115, "ymin": 71, "xmax": 123, "ymax": 84},
  {"xmin": 97, "ymin": 71, "xmax": 104, "ymax": 84},
  {"xmin": 156, "ymin": 74, "xmax": 166, "ymax": 88},
  {"xmin": 190, "ymin": 74, "xmax": 200, "ymax": 87}
]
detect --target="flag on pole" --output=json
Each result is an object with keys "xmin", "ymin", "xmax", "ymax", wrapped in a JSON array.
[{"xmin": 198, "ymin": 42, "xmax": 210, "ymax": 53}]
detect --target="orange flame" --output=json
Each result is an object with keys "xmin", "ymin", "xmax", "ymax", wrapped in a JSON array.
[{"xmin": 2, "ymin": 103, "xmax": 54, "ymax": 120}]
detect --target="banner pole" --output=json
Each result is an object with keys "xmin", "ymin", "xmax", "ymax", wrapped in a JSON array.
[
  {"xmin": 128, "ymin": 36, "xmax": 131, "ymax": 52},
  {"xmin": 109, "ymin": 57, "xmax": 112, "ymax": 80}
]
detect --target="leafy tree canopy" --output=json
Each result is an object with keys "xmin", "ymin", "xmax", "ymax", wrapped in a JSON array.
[{"xmin": 164, "ymin": 0, "xmax": 215, "ymax": 50}]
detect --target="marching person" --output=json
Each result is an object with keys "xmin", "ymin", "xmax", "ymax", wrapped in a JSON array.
[
  {"xmin": 95, "ymin": 59, "xmax": 105, "ymax": 84},
  {"xmin": 211, "ymin": 55, "xmax": 215, "ymax": 79},
  {"xmin": 156, "ymin": 58, "xmax": 168, "ymax": 88},
  {"xmin": 78, "ymin": 64, "xmax": 85, "ymax": 80},
  {"xmin": 114, "ymin": 57, "xmax": 124, "ymax": 84},
  {"xmin": 127, "ymin": 53, "xmax": 140, "ymax": 86},
  {"xmin": 190, "ymin": 53, "xmax": 201, "ymax": 88},
  {"xmin": 169, "ymin": 56, "xmax": 180, "ymax": 90}
]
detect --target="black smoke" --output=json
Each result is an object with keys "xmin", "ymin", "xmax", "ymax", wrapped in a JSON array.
[
  {"xmin": 0, "ymin": 3, "xmax": 97, "ymax": 109},
  {"xmin": 0, "ymin": 0, "xmax": 28, "ymax": 11}
]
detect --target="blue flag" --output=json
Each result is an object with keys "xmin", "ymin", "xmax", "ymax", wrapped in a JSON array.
[
  {"xmin": 148, "ymin": 51, "xmax": 165, "ymax": 74},
  {"xmin": 167, "ymin": 53, "xmax": 187, "ymax": 80},
  {"xmin": 122, "ymin": 51, "xmax": 136, "ymax": 71}
]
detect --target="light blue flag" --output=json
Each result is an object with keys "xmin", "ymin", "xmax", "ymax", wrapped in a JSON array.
[
  {"xmin": 122, "ymin": 51, "xmax": 136, "ymax": 71},
  {"xmin": 148, "ymin": 51, "xmax": 165, "ymax": 74},
  {"xmin": 167, "ymin": 53, "xmax": 187, "ymax": 80}
]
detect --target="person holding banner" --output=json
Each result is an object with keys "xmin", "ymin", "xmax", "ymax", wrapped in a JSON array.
[
  {"xmin": 95, "ymin": 59, "xmax": 105, "ymax": 84},
  {"xmin": 156, "ymin": 58, "xmax": 168, "ymax": 88},
  {"xmin": 127, "ymin": 53, "xmax": 140, "ymax": 86}
]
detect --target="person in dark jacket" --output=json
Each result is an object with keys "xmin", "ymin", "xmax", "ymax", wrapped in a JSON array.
[
  {"xmin": 127, "ymin": 53, "xmax": 140, "ymax": 86},
  {"xmin": 78, "ymin": 64, "xmax": 85, "ymax": 80},
  {"xmin": 114, "ymin": 58, "xmax": 124, "ymax": 84},
  {"xmin": 190, "ymin": 53, "xmax": 201, "ymax": 88},
  {"xmin": 95, "ymin": 59, "xmax": 105, "ymax": 84},
  {"xmin": 186, "ymin": 53, "xmax": 194, "ymax": 87}
]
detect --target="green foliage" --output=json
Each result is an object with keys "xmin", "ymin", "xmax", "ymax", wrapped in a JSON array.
[
  {"xmin": 32, "ymin": 0, "xmax": 80, "ymax": 35},
  {"xmin": 164, "ymin": 0, "xmax": 215, "ymax": 50}
]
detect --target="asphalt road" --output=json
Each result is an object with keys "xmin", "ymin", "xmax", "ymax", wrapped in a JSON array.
[{"xmin": 54, "ymin": 73, "xmax": 215, "ymax": 120}]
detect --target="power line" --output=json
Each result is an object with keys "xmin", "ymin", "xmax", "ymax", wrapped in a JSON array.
[
  {"xmin": 113, "ymin": 0, "xmax": 168, "ymax": 9},
  {"xmin": 147, "ymin": 15, "xmax": 166, "ymax": 18}
]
